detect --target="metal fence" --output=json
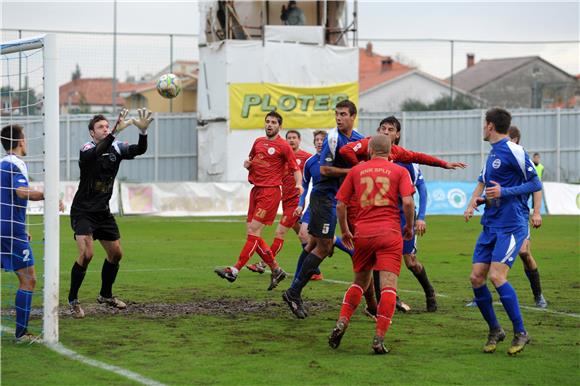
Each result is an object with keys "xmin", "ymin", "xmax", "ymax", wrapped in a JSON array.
[{"xmin": 359, "ymin": 108, "xmax": 580, "ymax": 183}]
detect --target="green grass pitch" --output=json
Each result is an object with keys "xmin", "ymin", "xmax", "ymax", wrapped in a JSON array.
[{"xmin": 2, "ymin": 215, "xmax": 579, "ymax": 385}]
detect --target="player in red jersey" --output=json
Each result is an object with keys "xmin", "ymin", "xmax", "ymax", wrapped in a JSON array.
[
  {"xmin": 247, "ymin": 130, "xmax": 312, "ymax": 273},
  {"xmin": 329, "ymin": 134, "xmax": 415, "ymax": 354},
  {"xmin": 215, "ymin": 112, "xmax": 303, "ymax": 290}
]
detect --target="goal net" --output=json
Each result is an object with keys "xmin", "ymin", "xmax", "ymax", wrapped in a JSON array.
[{"xmin": 1, "ymin": 34, "xmax": 59, "ymax": 344}]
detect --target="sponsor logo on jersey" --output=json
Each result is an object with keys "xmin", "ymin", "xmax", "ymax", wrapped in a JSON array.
[{"xmin": 492, "ymin": 159, "xmax": 501, "ymax": 169}]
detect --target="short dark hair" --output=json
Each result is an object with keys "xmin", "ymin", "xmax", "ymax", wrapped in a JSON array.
[
  {"xmin": 312, "ymin": 130, "xmax": 327, "ymax": 140},
  {"xmin": 1, "ymin": 124, "xmax": 24, "ymax": 151},
  {"xmin": 485, "ymin": 108, "xmax": 511, "ymax": 134},
  {"xmin": 335, "ymin": 99, "xmax": 357, "ymax": 116},
  {"xmin": 285, "ymin": 130, "xmax": 301, "ymax": 139},
  {"xmin": 378, "ymin": 116, "xmax": 401, "ymax": 133},
  {"xmin": 89, "ymin": 114, "xmax": 108, "ymax": 131},
  {"xmin": 508, "ymin": 125, "xmax": 521, "ymax": 143},
  {"xmin": 266, "ymin": 111, "xmax": 283, "ymax": 125},
  {"xmin": 533, "ymin": 152, "xmax": 540, "ymax": 157}
]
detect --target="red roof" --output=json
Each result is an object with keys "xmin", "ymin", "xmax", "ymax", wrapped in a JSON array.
[
  {"xmin": 59, "ymin": 78, "xmax": 141, "ymax": 106},
  {"xmin": 359, "ymin": 45, "xmax": 413, "ymax": 92}
]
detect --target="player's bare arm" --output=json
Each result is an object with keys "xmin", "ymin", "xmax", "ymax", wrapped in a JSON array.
[
  {"xmin": 401, "ymin": 195, "xmax": 415, "ymax": 241},
  {"xmin": 531, "ymin": 190, "xmax": 542, "ymax": 228},
  {"xmin": 443, "ymin": 162, "xmax": 468, "ymax": 169},
  {"xmin": 320, "ymin": 165, "xmax": 350, "ymax": 177},
  {"xmin": 336, "ymin": 200, "xmax": 354, "ymax": 250},
  {"xmin": 464, "ymin": 182, "xmax": 485, "ymax": 222},
  {"xmin": 15, "ymin": 187, "xmax": 65, "ymax": 211},
  {"xmin": 293, "ymin": 170, "xmax": 304, "ymax": 196}
]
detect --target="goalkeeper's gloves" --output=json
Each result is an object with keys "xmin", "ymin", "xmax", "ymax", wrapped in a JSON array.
[
  {"xmin": 133, "ymin": 108, "xmax": 154, "ymax": 134},
  {"xmin": 112, "ymin": 108, "xmax": 133, "ymax": 136}
]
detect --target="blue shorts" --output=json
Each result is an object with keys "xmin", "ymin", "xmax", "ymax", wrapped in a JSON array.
[
  {"xmin": 301, "ymin": 207, "xmax": 311, "ymax": 225},
  {"xmin": 400, "ymin": 213, "xmax": 417, "ymax": 255},
  {"xmin": 472, "ymin": 226, "xmax": 527, "ymax": 268},
  {"xmin": 308, "ymin": 191, "xmax": 337, "ymax": 239},
  {"xmin": 1, "ymin": 236, "xmax": 35, "ymax": 272}
]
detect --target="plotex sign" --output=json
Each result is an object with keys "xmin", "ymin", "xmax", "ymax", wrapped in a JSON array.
[{"xmin": 229, "ymin": 82, "xmax": 358, "ymax": 129}]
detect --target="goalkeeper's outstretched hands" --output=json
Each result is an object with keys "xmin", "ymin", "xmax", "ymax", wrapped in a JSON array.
[
  {"xmin": 133, "ymin": 108, "xmax": 154, "ymax": 134},
  {"xmin": 112, "ymin": 108, "xmax": 133, "ymax": 135}
]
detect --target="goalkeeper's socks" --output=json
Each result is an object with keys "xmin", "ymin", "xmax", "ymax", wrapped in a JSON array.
[
  {"xmin": 473, "ymin": 284, "xmax": 500, "ymax": 330},
  {"xmin": 270, "ymin": 237, "xmax": 284, "ymax": 257},
  {"xmin": 15, "ymin": 289, "xmax": 33, "ymax": 338},
  {"xmin": 496, "ymin": 282, "xmax": 526, "ymax": 334},
  {"xmin": 234, "ymin": 235, "xmax": 260, "ymax": 271},
  {"xmin": 376, "ymin": 287, "xmax": 397, "ymax": 338},
  {"xmin": 69, "ymin": 262, "xmax": 87, "ymax": 303},
  {"xmin": 100, "ymin": 259, "xmax": 120, "ymax": 298},
  {"xmin": 334, "ymin": 236, "xmax": 353, "ymax": 256}
]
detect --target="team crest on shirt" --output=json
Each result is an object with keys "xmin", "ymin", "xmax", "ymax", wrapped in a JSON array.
[
  {"xmin": 267, "ymin": 147, "xmax": 276, "ymax": 155},
  {"xmin": 492, "ymin": 159, "xmax": 501, "ymax": 169},
  {"xmin": 109, "ymin": 153, "xmax": 117, "ymax": 162},
  {"xmin": 297, "ymin": 159, "xmax": 302, "ymax": 165}
]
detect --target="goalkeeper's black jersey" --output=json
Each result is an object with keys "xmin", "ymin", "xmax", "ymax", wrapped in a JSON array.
[{"xmin": 71, "ymin": 134, "xmax": 147, "ymax": 214}]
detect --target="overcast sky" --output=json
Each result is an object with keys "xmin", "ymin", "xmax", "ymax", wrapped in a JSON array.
[{"xmin": 1, "ymin": 1, "xmax": 578, "ymax": 86}]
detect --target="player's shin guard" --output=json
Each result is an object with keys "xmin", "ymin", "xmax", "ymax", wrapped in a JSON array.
[
  {"xmin": 525, "ymin": 269, "xmax": 543, "ymax": 299},
  {"xmin": 473, "ymin": 284, "xmax": 500, "ymax": 330},
  {"xmin": 496, "ymin": 282, "xmax": 525, "ymax": 334},
  {"xmin": 376, "ymin": 287, "xmax": 397, "ymax": 338},
  {"xmin": 256, "ymin": 238, "xmax": 278, "ymax": 270},
  {"xmin": 100, "ymin": 259, "xmax": 120, "ymax": 298},
  {"xmin": 233, "ymin": 235, "xmax": 260, "ymax": 271},
  {"xmin": 339, "ymin": 284, "xmax": 364, "ymax": 323},
  {"xmin": 15, "ymin": 289, "xmax": 33, "ymax": 338},
  {"xmin": 334, "ymin": 236, "xmax": 354, "ymax": 256},
  {"xmin": 270, "ymin": 237, "xmax": 284, "ymax": 258},
  {"xmin": 69, "ymin": 262, "xmax": 87, "ymax": 302}
]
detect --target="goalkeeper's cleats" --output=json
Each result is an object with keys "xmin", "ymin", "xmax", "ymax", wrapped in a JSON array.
[
  {"xmin": 69, "ymin": 299, "xmax": 85, "ymax": 319},
  {"xmin": 97, "ymin": 295, "xmax": 127, "ymax": 309},
  {"xmin": 215, "ymin": 267, "xmax": 238, "ymax": 283},
  {"xmin": 328, "ymin": 319, "xmax": 348, "ymax": 349},
  {"xmin": 268, "ymin": 267, "xmax": 287, "ymax": 291},
  {"xmin": 483, "ymin": 327, "xmax": 506, "ymax": 353},
  {"xmin": 507, "ymin": 332, "xmax": 530, "ymax": 356},
  {"xmin": 282, "ymin": 289, "xmax": 306, "ymax": 319},
  {"xmin": 535, "ymin": 294, "xmax": 548, "ymax": 309},
  {"xmin": 426, "ymin": 294, "xmax": 438, "ymax": 312},
  {"xmin": 372, "ymin": 335, "xmax": 389, "ymax": 355},
  {"xmin": 396, "ymin": 297, "xmax": 411, "ymax": 313},
  {"xmin": 15, "ymin": 332, "xmax": 42, "ymax": 344},
  {"xmin": 247, "ymin": 261, "xmax": 266, "ymax": 274}
]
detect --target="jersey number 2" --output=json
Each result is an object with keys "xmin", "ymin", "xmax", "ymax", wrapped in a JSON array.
[{"xmin": 360, "ymin": 176, "xmax": 390, "ymax": 207}]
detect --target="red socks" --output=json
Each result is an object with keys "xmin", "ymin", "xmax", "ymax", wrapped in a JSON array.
[
  {"xmin": 255, "ymin": 237, "xmax": 278, "ymax": 270},
  {"xmin": 376, "ymin": 287, "xmax": 397, "ymax": 338},
  {"xmin": 270, "ymin": 237, "xmax": 285, "ymax": 257},
  {"xmin": 339, "ymin": 284, "xmax": 364, "ymax": 322},
  {"xmin": 234, "ymin": 235, "xmax": 260, "ymax": 271}
]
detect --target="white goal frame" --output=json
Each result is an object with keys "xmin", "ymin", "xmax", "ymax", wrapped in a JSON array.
[{"xmin": 1, "ymin": 34, "xmax": 60, "ymax": 344}]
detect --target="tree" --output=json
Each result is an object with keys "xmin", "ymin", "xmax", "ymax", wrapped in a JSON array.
[
  {"xmin": 72, "ymin": 64, "xmax": 81, "ymax": 81},
  {"xmin": 401, "ymin": 94, "xmax": 478, "ymax": 112}
]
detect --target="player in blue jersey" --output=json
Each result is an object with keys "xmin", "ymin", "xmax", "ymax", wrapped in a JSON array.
[
  {"xmin": 283, "ymin": 100, "xmax": 364, "ymax": 318},
  {"xmin": 1, "ymin": 124, "xmax": 63, "ymax": 342},
  {"xmin": 464, "ymin": 108, "xmax": 542, "ymax": 356}
]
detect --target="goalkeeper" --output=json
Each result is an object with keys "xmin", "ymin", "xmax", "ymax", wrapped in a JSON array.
[{"xmin": 67, "ymin": 108, "xmax": 152, "ymax": 318}]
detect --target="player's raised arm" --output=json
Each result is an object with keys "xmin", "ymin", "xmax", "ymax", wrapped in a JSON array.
[
  {"xmin": 338, "ymin": 137, "xmax": 369, "ymax": 166},
  {"xmin": 319, "ymin": 138, "xmax": 350, "ymax": 177},
  {"xmin": 390, "ymin": 144, "xmax": 468, "ymax": 169}
]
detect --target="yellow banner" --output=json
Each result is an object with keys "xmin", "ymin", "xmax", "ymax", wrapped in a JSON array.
[{"xmin": 229, "ymin": 82, "xmax": 359, "ymax": 130}]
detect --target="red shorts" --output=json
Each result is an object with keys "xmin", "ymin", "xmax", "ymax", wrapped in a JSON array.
[
  {"xmin": 280, "ymin": 195, "xmax": 300, "ymax": 228},
  {"xmin": 247, "ymin": 186, "xmax": 281, "ymax": 225},
  {"xmin": 352, "ymin": 232, "xmax": 403, "ymax": 274}
]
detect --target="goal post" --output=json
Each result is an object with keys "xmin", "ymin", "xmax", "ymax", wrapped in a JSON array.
[{"xmin": 0, "ymin": 34, "xmax": 60, "ymax": 344}]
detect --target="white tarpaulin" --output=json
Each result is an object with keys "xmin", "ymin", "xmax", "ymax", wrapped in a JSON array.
[
  {"xmin": 264, "ymin": 25, "xmax": 324, "ymax": 45},
  {"xmin": 542, "ymin": 182, "xmax": 580, "ymax": 215}
]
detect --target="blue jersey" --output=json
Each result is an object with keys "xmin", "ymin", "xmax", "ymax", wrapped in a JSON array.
[
  {"xmin": 1, "ymin": 155, "xmax": 29, "ymax": 239},
  {"xmin": 316, "ymin": 128, "xmax": 365, "ymax": 195},
  {"xmin": 298, "ymin": 153, "xmax": 322, "ymax": 208},
  {"xmin": 479, "ymin": 138, "xmax": 539, "ymax": 229},
  {"xmin": 396, "ymin": 162, "xmax": 427, "ymax": 221}
]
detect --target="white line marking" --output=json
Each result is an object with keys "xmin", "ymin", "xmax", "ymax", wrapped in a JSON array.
[
  {"xmin": 1, "ymin": 325, "xmax": 166, "ymax": 386},
  {"xmin": 492, "ymin": 302, "xmax": 580, "ymax": 319},
  {"xmin": 320, "ymin": 277, "xmax": 450, "ymax": 297}
]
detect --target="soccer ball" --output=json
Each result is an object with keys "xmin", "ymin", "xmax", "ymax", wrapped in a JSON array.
[{"xmin": 156, "ymin": 73, "xmax": 181, "ymax": 99}]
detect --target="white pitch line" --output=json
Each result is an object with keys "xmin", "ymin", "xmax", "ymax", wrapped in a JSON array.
[
  {"xmin": 492, "ymin": 302, "xmax": 580, "ymax": 319},
  {"xmin": 1, "ymin": 325, "xmax": 166, "ymax": 386},
  {"xmin": 318, "ymin": 277, "xmax": 450, "ymax": 297}
]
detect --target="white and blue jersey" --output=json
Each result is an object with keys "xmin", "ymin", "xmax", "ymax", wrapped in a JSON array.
[
  {"xmin": 397, "ymin": 163, "xmax": 426, "ymax": 255},
  {"xmin": 473, "ymin": 137, "xmax": 542, "ymax": 267},
  {"xmin": 316, "ymin": 128, "xmax": 365, "ymax": 196},
  {"xmin": 1, "ymin": 155, "xmax": 34, "ymax": 271},
  {"xmin": 299, "ymin": 153, "xmax": 337, "ymax": 224}
]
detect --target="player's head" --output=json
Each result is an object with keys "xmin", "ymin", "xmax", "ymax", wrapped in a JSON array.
[
  {"xmin": 377, "ymin": 116, "xmax": 401, "ymax": 145},
  {"xmin": 369, "ymin": 134, "xmax": 391, "ymax": 159},
  {"xmin": 265, "ymin": 111, "xmax": 282, "ymax": 139},
  {"xmin": 88, "ymin": 114, "xmax": 111, "ymax": 143},
  {"xmin": 1, "ymin": 124, "xmax": 26, "ymax": 156},
  {"xmin": 484, "ymin": 108, "xmax": 511, "ymax": 141},
  {"xmin": 285, "ymin": 130, "xmax": 301, "ymax": 151},
  {"xmin": 335, "ymin": 100, "xmax": 357, "ymax": 132},
  {"xmin": 508, "ymin": 125, "xmax": 521, "ymax": 144},
  {"xmin": 532, "ymin": 152, "xmax": 541, "ymax": 165},
  {"xmin": 313, "ymin": 130, "xmax": 327, "ymax": 153}
]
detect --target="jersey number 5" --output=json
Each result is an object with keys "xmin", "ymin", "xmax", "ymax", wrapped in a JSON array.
[{"xmin": 360, "ymin": 176, "xmax": 390, "ymax": 207}]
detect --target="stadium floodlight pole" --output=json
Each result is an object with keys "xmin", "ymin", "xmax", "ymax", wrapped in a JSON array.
[
  {"xmin": 449, "ymin": 40, "xmax": 454, "ymax": 110},
  {"xmin": 43, "ymin": 33, "xmax": 60, "ymax": 345}
]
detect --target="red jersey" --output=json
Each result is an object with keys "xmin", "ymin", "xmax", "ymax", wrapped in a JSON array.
[
  {"xmin": 336, "ymin": 157, "xmax": 415, "ymax": 237},
  {"xmin": 339, "ymin": 136, "xmax": 448, "ymax": 168},
  {"xmin": 281, "ymin": 149, "xmax": 312, "ymax": 199},
  {"xmin": 248, "ymin": 136, "xmax": 299, "ymax": 187}
]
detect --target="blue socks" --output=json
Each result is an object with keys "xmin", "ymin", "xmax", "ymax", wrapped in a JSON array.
[
  {"xmin": 496, "ymin": 282, "xmax": 526, "ymax": 333},
  {"xmin": 473, "ymin": 285, "xmax": 500, "ymax": 330},
  {"xmin": 334, "ymin": 236, "xmax": 354, "ymax": 256},
  {"xmin": 15, "ymin": 289, "xmax": 33, "ymax": 338},
  {"xmin": 291, "ymin": 249, "xmax": 309, "ymax": 287}
]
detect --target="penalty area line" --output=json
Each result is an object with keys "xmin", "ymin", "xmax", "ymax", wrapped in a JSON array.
[{"xmin": 1, "ymin": 325, "xmax": 166, "ymax": 386}]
